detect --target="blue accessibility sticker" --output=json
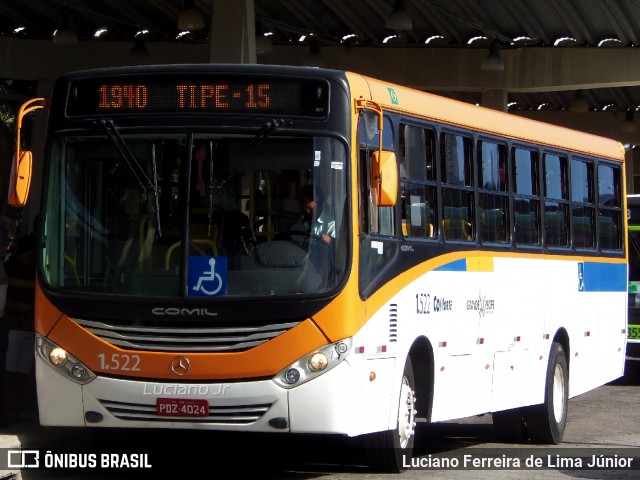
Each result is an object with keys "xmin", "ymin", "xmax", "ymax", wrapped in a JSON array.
[{"xmin": 188, "ymin": 256, "xmax": 227, "ymax": 296}]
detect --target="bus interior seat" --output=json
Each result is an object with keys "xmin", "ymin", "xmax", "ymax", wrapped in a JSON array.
[
  {"xmin": 64, "ymin": 252, "xmax": 81, "ymax": 286},
  {"xmin": 403, "ymin": 222, "xmax": 434, "ymax": 238},
  {"xmin": 165, "ymin": 238, "xmax": 217, "ymax": 270},
  {"xmin": 138, "ymin": 214, "xmax": 156, "ymax": 269},
  {"xmin": 442, "ymin": 218, "xmax": 472, "ymax": 240}
]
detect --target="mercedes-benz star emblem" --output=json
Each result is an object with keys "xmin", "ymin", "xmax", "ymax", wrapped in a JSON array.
[{"xmin": 170, "ymin": 356, "xmax": 190, "ymax": 375}]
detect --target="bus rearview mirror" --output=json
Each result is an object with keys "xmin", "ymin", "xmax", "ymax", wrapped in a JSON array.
[
  {"xmin": 8, "ymin": 150, "xmax": 33, "ymax": 207},
  {"xmin": 371, "ymin": 150, "xmax": 398, "ymax": 207}
]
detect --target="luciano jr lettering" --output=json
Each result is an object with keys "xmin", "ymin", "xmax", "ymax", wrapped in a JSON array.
[{"xmin": 143, "ymin": 384, "xmax": 230, "ymax": 396}]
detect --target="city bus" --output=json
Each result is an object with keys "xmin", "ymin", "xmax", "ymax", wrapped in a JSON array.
[
  {"xmin": 627, "ymin": 195, "xmax": 640, "ymax": 375},
  {"xmin": 9, "ymin": 64, "xmax": 627, "ymax": 472}
]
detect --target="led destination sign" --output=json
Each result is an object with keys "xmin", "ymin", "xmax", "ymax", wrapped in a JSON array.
[{"xmin": 66, "ymin": 76, "xmax": 329, "ymax": 118}]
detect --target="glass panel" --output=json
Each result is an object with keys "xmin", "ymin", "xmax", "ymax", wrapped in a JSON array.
[
  {"xmin": 572, "ymin": 206, "xmax": 595, "ymax": 249},
  {"xmin": 400, "ymin": 125, "xmax": 435, "ymax": 181},
  {"xmin": 599, "ymin": 210, "xmax": 621, "ymax": 250},
  {"xmin": 571, "ymin": 159, "xmax": 594, "ymax": 203},
  {"xmin": 44, "ymin": 135, "xmax": 184, "ymax": 296},
  {"xmin": 442, "ymin": 188, "xmax": 473, "ymax": 241},
  {"xmin": 479, "ymin": 193, "xmax": 508, "ymax": 243},
  {"xmin": 514, "ymin": 148, "xmax": 538, "ymax": 196},
  {"xmin": 479, "ymin": 141, "xmax": 507, "ymax": 191},
  {"xmin": 544, "ymin": 154, "xmax": 568, "ymax": 200},
  {"xmin": 441, "ymin": 133, "xmax": 472, "ymax": 186},
  {"xmin": 359, "ymin": 237, "xmax": 398, "ymax": 294},
  {"xmin": 629, "ymin": 230, "xmax": 640, "ymax": 280},
  {"xmin": 42, "ymin": 133, "xmax": 348, "ymax": 298},
  {"xmin": 358, "ymin": 113, "xmax": 395, "ymax": 237},
  {"xmin": 358, "ymin": 111, "xmax": 394, "ymax": 150},
  {"xmin": 545, "ymin": 201, "xmax": 569, "ymax": 247},
  {"xmin": 402, "ymin": 184, "xmax": 436, "ymax": 238},
  {"xmin": 514, "ymin": 198, "xmax": 540, "ymax": 245},
  {"xmin": 598, "ymin": 165, "xmax": 620, "ymax": 206}
]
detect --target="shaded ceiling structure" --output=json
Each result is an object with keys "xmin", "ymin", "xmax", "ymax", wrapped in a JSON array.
[{"xmin": 2, "ymin": 0, "xmax": 640, "ymax": 112}]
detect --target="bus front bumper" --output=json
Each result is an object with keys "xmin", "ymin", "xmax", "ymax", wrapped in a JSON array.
[{"xmin": 35, "ymin": 353, "xmax": 367, "ymax": 435}]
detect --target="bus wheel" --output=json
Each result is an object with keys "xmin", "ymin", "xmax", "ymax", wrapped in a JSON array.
[
  {"xmin": 364, "ymin": 358, "xmax": 416, "ymax": 472},
  {"xmin": 522, "ymin": 342, "xmax": 569, "ymax": 444},
  {"xmin": 492, "ymin": 408, "xmax": 528, "ymax": 443}
]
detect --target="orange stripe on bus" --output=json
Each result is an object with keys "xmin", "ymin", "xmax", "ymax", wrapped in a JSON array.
[{"xmin": 47, "ymin": 315, "xmax": 329, "ymax": 380}]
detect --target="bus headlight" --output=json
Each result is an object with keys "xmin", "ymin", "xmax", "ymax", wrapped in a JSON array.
[
  {"xmin": 308, "ymin": 352, "xmax": 328, "ymax": 371},
  {"xmin": 273, "ymin": 338, "xmax": 351, "ymax": 389},
  {"xmin": 36, "ymin": 335, "xmax": 96, "ymax": 385},
  {"xmin": 49, "ymin": 347, "xmax": 67, "ymax": 365}
]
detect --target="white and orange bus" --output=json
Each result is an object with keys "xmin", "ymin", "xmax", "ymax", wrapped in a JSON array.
[{"xmin": 9, "ymin": 64, "xmax": 627, "ymax": 472}]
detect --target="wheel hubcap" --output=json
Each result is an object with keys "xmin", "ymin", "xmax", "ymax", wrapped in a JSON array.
[
  {"xmin": 552, "ymin": 364, "xmax": 565, "ymax": 423},
  {"xmin": 398, "ymin": 376, "xmax": 416, "ymax": 448}
]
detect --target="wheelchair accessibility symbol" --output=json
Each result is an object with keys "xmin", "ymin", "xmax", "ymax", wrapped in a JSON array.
[{"xmin": 189, "ymin": 256, "xmax": 227, "ymax": 296}]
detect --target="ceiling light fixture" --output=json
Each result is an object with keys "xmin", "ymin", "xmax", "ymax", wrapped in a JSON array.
[
  {"xmin": 622, "ymin": 109, "xmax": 637, "ymax": 133},
  {"xmin": 130, "ymin": 37, "xmax": 149, "ymax": 61},
  {"xmin": 481, "ymin": 40, "xmax": 504, "ymax": 71},
  {"xmin": 468, "ymin": 35, "xmax": 488, "ymax": 45},
  {"xmin": 53, "ymin": 8, "xmax": 78, "ymax": 45},
  {"xmin": 553, "ymin": 36, "xmax": 577, "ymax": 47},
  {"xmin": 424, "ymin": 35, "xmax": 444, "ymax": 45},
  {"xmin": 568, "ymin": 91, "xmax": 589, "ymax": 113},
  {"xmin": 386, "ymin": 0, "xmax": 412, "ymax": 30},
  {"xmin": 303, "ymin": 38, "xmax": 324, "ymax": 68},
  {"xmin": 255, "ymin": 21, "xmax": 273, "ymax": 54},
  {"xmin": 178, "ymin": 0, "xmax": 205, "ymax": 31}
]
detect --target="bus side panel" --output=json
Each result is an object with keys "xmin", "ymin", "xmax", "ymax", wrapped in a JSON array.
[
  {"xmin": 548, "ymin": 259, "xmax": 628, "ymax": 397},
  {"xmin": 487, "ymin": 256, "xmax": 546, "ymax": 412},
  {"xmin": 356, "ymin": 254, "xmax": 627, "ymax": 426},
  {"xmin": 596, "ymin": 293, "xmax": 627, "ymax": 382}
]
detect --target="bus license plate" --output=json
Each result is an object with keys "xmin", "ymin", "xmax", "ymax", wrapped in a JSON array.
[
  {"xmin": 157, "ymin": 398, "xmax": 209, "ymax": 417},
  {"xmin": 629, "ymin": 325, "xmax": 640, "ymax": 340}
]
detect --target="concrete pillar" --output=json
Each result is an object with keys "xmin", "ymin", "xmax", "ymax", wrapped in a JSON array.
[
  {"xmin": 481, "ymin": 89, "xmax": 508, "ymax": 112},
  {"xmin": 209, "ymin": 0, "xmax": 256, "ymax": 64}
]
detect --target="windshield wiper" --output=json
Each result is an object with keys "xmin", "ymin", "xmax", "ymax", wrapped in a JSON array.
[
  {"xmin": 99, "ymin": 120, "xmax": 162, "ymax": 236},
  {"xmin": 216, "ymin": 118, "xmax": 292, "ymax": 189},
  {"xmin": 206, "ymin": 140, "xmax": 215, "ymax": 239}
]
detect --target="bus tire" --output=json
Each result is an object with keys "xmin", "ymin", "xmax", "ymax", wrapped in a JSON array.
[
  {"xmin": 492, "ymin": 408, "xmax": 528, "ymax": 443},
  {"xmin": 522, "ymin": 342, "xmax": 569, "ymax": 444},
  {"xmin": 364, "ymin": 357, "xmax": 417, "ymax": 472}
]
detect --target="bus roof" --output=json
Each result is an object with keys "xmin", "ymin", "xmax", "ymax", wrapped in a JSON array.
[
  {"xmin": 51, "ymin": 64, "xmax": 624, "ymax": 164},
  {"xmin": 347, "ymin": 72, "xmax": 625, "ymax": 164}
]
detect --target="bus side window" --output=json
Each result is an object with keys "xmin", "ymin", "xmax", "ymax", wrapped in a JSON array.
[
  {"xmin": 571, "ymin": 158, "xmax": 596, "ymax": 249},
  {"xmin": 513, "ymin": 147, "xmax": 541, "ymax": 245},
  {"xmin": 478, "ymin": 140, "xmax": 509, "ymax": 243},
  {"xmin": 440, "ymin": 132, "xmax": 474, "ymax": 241},
  {"xmin": 598, "ymin": 164, "xmax": 623, "ymax": 250},
  {"xmin": 544, "ymin": 153, "xmax": 569, "ymax": 247},
  {"xmin": 358, "ymin": 112, "xmax": 395, "ymax": 236},
  {"xmin": 400, "ymin": 124, "xmax": 436, "ymax": 239}
]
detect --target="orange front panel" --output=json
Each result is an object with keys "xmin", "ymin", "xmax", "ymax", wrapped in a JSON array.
[
  {"xmin": 46, "ymin": 313, "xmax": 330, "ymax": 381},
  {"xmin": 35, "ymin": 281, "xmax": 63, "ymax": 336}
]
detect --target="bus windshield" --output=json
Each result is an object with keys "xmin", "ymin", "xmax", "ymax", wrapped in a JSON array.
[{"xmin": 41, "ymin": 130, "xmax": 348, "ymax": 298}]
